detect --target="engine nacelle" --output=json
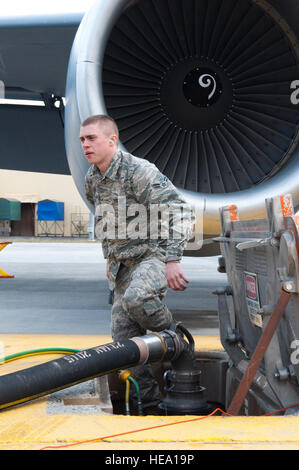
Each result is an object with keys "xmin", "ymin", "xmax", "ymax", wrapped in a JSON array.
[{"xmin": 65, "ymin": 0, "xmax": 299, "ymax": 252}]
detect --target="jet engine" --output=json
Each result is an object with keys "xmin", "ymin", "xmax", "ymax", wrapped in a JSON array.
[{"xmin": 65, "ymin": 0, "xmax": 299, "ymax": 252}]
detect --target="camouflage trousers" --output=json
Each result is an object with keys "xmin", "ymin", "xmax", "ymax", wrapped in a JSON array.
[{"xmin": 111, "ymin": 255, "xmax": 173, "ymax": 409}]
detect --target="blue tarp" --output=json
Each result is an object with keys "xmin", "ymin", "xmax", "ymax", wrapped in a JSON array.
[{"xmin": 37, "ymin": 200, "xmax": 64, "ymax": 221}]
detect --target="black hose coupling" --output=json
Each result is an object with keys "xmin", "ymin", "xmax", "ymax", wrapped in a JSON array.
[
  {"xmin": 131, "ymin": 324, "xmax": 185, "ymax": 366},
  {"xmin": 159, "ymin": 323, "xmax": 210, "ymax": 415}
]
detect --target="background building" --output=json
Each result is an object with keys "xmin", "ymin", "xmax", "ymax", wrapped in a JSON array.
[{"xmin": 0, "ymin": 169, "xmax": 90, "ymax": 237}]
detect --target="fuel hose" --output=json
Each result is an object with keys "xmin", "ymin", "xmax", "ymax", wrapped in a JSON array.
[{"xmin": 0, "ymin": 329, "xmax": 182, "ymax": 410}]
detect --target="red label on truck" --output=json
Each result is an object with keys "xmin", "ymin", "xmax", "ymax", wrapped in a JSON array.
[
  {"xmin": 245, "ymin": 274, "xmax": 257, "ymax": 300},
  {"xmin": 244, "ymin": 272, "xmax": 262, "ymax": 328}
]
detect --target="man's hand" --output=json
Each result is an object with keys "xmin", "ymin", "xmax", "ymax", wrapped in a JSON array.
[
  {"xmin": 106, "ymin": 261, "xmax": 110, "ymax": 280},
  {"xmin": 166, "ymin": 261, "xmax": 189, "ymax": 291}
]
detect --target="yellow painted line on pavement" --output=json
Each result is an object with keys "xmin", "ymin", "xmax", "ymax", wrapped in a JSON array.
[
  {"xmin": 1, "ymin": 398, "xmax": 299, "ymax": 450},
  {"xmin": 0, "ymin": 242, "xmax": 14, "ymax": 278},
  {"xmin": 0, "ymin": 242, "xmax": 11, "ymax": 252}
]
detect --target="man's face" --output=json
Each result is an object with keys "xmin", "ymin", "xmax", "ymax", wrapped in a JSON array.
[{"xmin": 80, "ymin": 122, "xmax": 113, "ymax": 167}]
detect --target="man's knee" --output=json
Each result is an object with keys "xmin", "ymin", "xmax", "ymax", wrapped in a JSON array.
[
  {"xmin": 122, "ymin": 287, "xmax": 143, "ymax": 312},
  {"xmin": 121, "ymin": 287, "xmax": 172, "ymax": 331},
  {"xmin": 111, "ymin": 299, "xmax": 146, "ymax": 340}
]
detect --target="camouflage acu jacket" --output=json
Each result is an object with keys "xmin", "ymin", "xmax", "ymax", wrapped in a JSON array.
[{"xmin": 85, "ymin": 150, "xmax": 194, "ymax": 282}]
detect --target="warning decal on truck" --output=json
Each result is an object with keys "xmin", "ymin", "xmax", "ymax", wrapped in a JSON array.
[{"xmin": 244, "ymin": 272, "xmax": 262, "ymax": 328}]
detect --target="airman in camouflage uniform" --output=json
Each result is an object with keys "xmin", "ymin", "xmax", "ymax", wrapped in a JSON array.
[{"xmin": 81, "ymin": 115, "xmax": 194, "ymax": 412}]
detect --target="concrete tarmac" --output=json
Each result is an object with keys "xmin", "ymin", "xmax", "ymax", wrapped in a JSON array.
[{"xmin": 0, "ymin": 241, "xmax": 227, "ymax": 335}]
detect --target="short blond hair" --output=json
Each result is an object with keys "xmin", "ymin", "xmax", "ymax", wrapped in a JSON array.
[{"xmin": 81, "ymin": 114, "xmax": 119, "ymax": 140}]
